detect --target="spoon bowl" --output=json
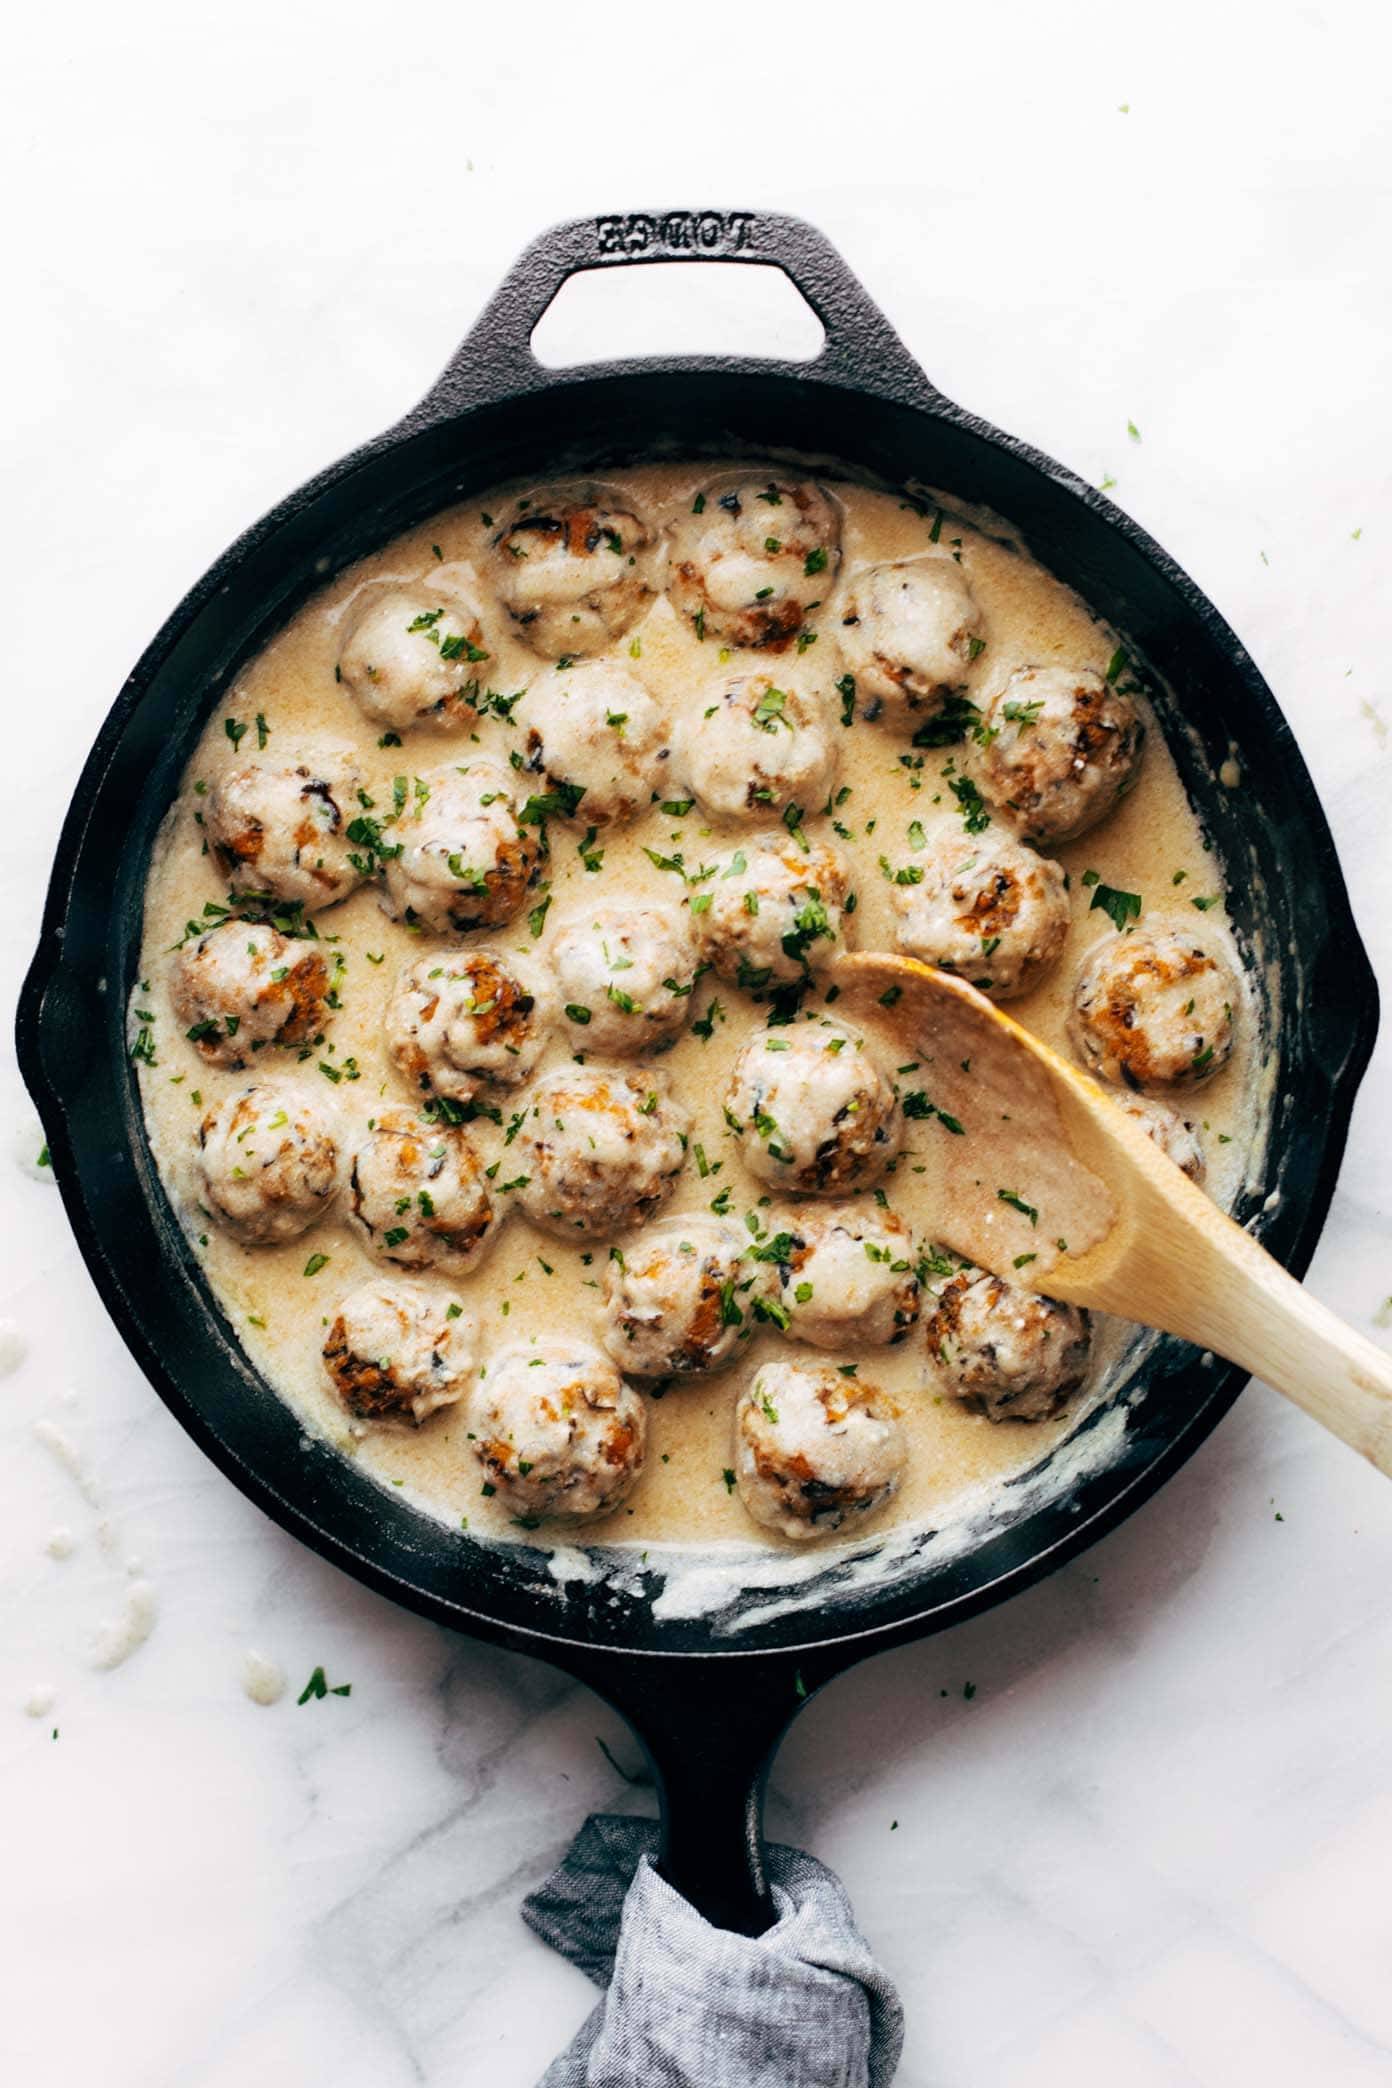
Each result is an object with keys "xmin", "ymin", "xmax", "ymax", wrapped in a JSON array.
[{"xmin": 840, "ymin": 952, "xmax": 1392, "ymax": 1478}]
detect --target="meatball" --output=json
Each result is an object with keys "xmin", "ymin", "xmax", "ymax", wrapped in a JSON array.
[
  {"xmin": 734, "ymin": 1359, "xmax": 905, "ymax": 1541},
  {"xmin": 385, "ymin": 948, "xmax": 556, "ymax": 1104},
  {"xmin": 668, "ymin": 476, "xmax": 841, "ymax": 650},
  {"xmin": 970, "ymin": 665, "xmax": 1144, "ymax": 844},
  {"xmin": 518, "ymin": 660, "xmax": 668, "ymax": 826},
  {"xmin": 509, "ymin": 1066, "xmax": 689, "ymax": 1238},
  {"xmin": 337, "ymin": 579, "xmax": 491, "ymax": 733},
  {"xmin": 1070, "ymin": 927, "xmax": 1240, "ymax": 1091},
  {"xmin": 552, "ymin": 903, "xmax": 698, "ymax": 1054},
  {"xmin": 601, "ymin": 1217, "xmax": 750, "ymax": 1378},
  {"xmin": 891, "ymin": 828, "xmax": 1069, "ymax": 1000},
  {"xmin": 757, "ymin": 1201, "xmax": 920, "ymax": 1350},
  {"xmin": 487, "ymin": 483, "xmax": 662, "ymax": 658},
  {"xmin": 171, "ymin": 919, "xmax": 330, "ymax": 1067},
  {"xmin": 346, "ymin": 1108, "xmax": 497, "ymax": 1275},
  {"xmin": 205, "ymin": 750, "xmax": 366, "ymax": 911},
  {"xmin": 471, "ymin": 1340, "xmax": 647, "ymax": 1521},
  {"xmin": 697, "ymin": 831, "xmax": 853, "ymax": 991},
  {"xmin": 381, "ymin": 761, "xmax": 542, "ymax": 933},
  {"xmin": 1113, "ymin": 1092, "xmax": 1206, "ymax": 1183},
  {"xmin": 195, "ymin": 1082, "xmax": 343, "ymax": 1245},
  {"xmin": 924, "ymin": 1265, "xmax": 1092, "ymax": 1421},
  {"xmin": 725, "ymin": 1023, "xmax": 902, "ymax": 1195},
  {"xmin": 323, "ymin": 1278, "xmax": 477, "ymax": 1425},
  {"xmin": 674, "ymin": 670, "xmax": 839, "ymax": 822},
  {"xmin": 838, "ymin": 557, "xmax": 984, "ymax": 722}
]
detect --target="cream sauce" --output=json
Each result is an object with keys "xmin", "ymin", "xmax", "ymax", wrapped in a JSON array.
[{"xmin": 135, "ymin": 466, "xmax": 1263, "ymax": 1563}]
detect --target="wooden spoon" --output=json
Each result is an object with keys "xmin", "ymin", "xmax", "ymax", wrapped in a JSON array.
[{"xmin": 837, "ymin": 952, "xmax": 1392, "ymax": 1477}]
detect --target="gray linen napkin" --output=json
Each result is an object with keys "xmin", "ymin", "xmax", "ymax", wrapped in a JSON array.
[{"xmin": 522, "ymin": 1813, "xmax": 904, "ymax": 2087}]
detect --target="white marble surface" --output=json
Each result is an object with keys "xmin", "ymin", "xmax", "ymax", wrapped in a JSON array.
[{"xmin": 4, "ymin": 5, "xmax": 1392, "ymax": 2082}]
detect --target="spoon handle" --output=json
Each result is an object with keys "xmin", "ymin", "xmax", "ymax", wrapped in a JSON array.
[
  {"xmin": 1174, "ymin": 1234, "xmax": 1392, "ymax": 1477},
  {"xmin": 1061, "ymin": 1181, "xmax": 1392, "ymax": 1477}
]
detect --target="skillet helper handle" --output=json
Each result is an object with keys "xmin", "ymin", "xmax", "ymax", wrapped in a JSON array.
[{"xmin": 397, "ymin": 208, "xmax": 939, "ymax": 426}]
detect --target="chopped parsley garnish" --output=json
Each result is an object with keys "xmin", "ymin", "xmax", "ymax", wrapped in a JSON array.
[
  {"xmin": 913, "ymin": 692, "xmax": 982, "ymax": 748},
  {"xmin": 1089, "ymin": 882, "xmax": 1143, "ymax": 931},
  {"xmin": 577, "ymin": 828, "xmax": 605, "ymax": 874},
  {"xmin": 781, "ymin": 893, "xmax": 833, "ymax": 966},
  {"xmin": 748, "ymin": 1231, "xmax": 797, "ymax": 1265},
  {"xmin": 519, "ymin": 782, "xmax": 586, "ymax": 826},
  {"xmin": 997, "ymin": 1189, "xmax": 1039, "ymax": 1226},
  {"xmin": 901, "ymin": 1091, "xmax": 964, "ymax": 1134},
  {"xmin": 752, "ymin": 685, "xmax": 790, "ymax": 731},
  {"xmin": 297, "ymin": 1666, "xmax": 351, "ymax": 1704},
  {"xmin": 949, "ymin": 776, "xmax": 991, "ymax": 834}
]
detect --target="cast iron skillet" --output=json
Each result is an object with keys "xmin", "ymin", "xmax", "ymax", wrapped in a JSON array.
[{"xmin": 17, "ymin": 212, "xmax": 1378, "ymax": 1935}]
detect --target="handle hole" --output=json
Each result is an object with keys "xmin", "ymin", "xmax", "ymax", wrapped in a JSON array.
[{"xmin": 530, "ymin": 262, "xmax": 825, "ymax": 370}]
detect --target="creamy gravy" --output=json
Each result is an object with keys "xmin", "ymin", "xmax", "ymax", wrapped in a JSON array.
[{"xmin": 135, "ymin": 465, "xmax": 1262, "ymax": 1561}]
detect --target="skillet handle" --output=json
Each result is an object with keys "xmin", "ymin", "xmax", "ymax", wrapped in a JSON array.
[
  {"xmin": 571, "ymin": 1650, "xmax": 838, "ymax": 1937},
  {"xmin": 397, "ymin": 209, "xmax": 939, "ymax": 428}
]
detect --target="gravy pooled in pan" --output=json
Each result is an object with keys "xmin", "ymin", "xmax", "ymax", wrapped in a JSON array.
[{"xmin": 135, "ymin": 468, "xmax": 1259, "ymax": 1553}]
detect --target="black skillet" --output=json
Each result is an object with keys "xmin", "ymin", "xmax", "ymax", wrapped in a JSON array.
[{"xmin": 17, "ymin": 211, "xmax": 1378, "ymax": 1935}]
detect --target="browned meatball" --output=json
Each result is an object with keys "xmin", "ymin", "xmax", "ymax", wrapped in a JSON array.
[
  {"xmin": 924, "ymin": 1265, "xmax": 1092, "ymax": 1421},
  {"xmin": 756, "ymin": 1202, "xmax": 921, "ymax": 1349},
  {"xmin": 508, "ymin": 1066, "xmax": 689, "ymax": 1238},
  {"xmin": 382, "ymin": 762, "xmax": 544, "ymax": 934},
  {"xmin": 346, "ymin": 1109, "xmax": 497, "ymax": 1275},
  {"xmin": 668, "ymin": 476, "xmax": 841, "ymax": 650},
  {"xmin": 725, "ymin": 1024, "xmax": 902, "ymax": 1195},
  {"xmin": 323, "ymin": 1279, "xmax": 478, "ymax": 1425},
  {"xmin": 600, "ymin": 1217, "xmax": 750, "ymax": 1377},
  {"xmin": 337, "ymin": 580, "xmax": 491, "ymax": 733},
  {"xmin": 837, "ymin": 556, "xmax": 984, "ymax": 724},
  {"xmin": 734, "ymin": 1360, "xmax": 905, "ymax": 1540},
  {"xmin": 195, "ymin": 1082, "xmax": 344, "ymax": 1245},
  {"xmin": 891, "ymin": 828, "xmax": 1070, "ymax": 1000},
  {"xmin": 385, "ymin": 948, "xmax": 556, "ymax": 1104},
  {"xmin": 970, "ymin": 666, "xmax": 1144, "ymax": 844},
  {"xmin": 171, "ymin": 919, "xmax": 329, "ymax": 1066},
  {"xmin": 470, "ymin": 1340, "xmax": 648, "ymax": 1521},
  {"xmin": 205, "ymin": 751, "xmax": 367, "ymax": 911},
  {"xmin": 1069, "ymin": 927, "xmax": 1241, "ymax": 1091},
  {"xmin": 487, "ymin": 484, "xmax": 663, "ymax": 658}
]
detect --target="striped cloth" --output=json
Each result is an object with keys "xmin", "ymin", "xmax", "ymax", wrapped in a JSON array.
[{"xmin": 523, "ymin": 1813, "xmax": 904, "ymax": 2087}]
